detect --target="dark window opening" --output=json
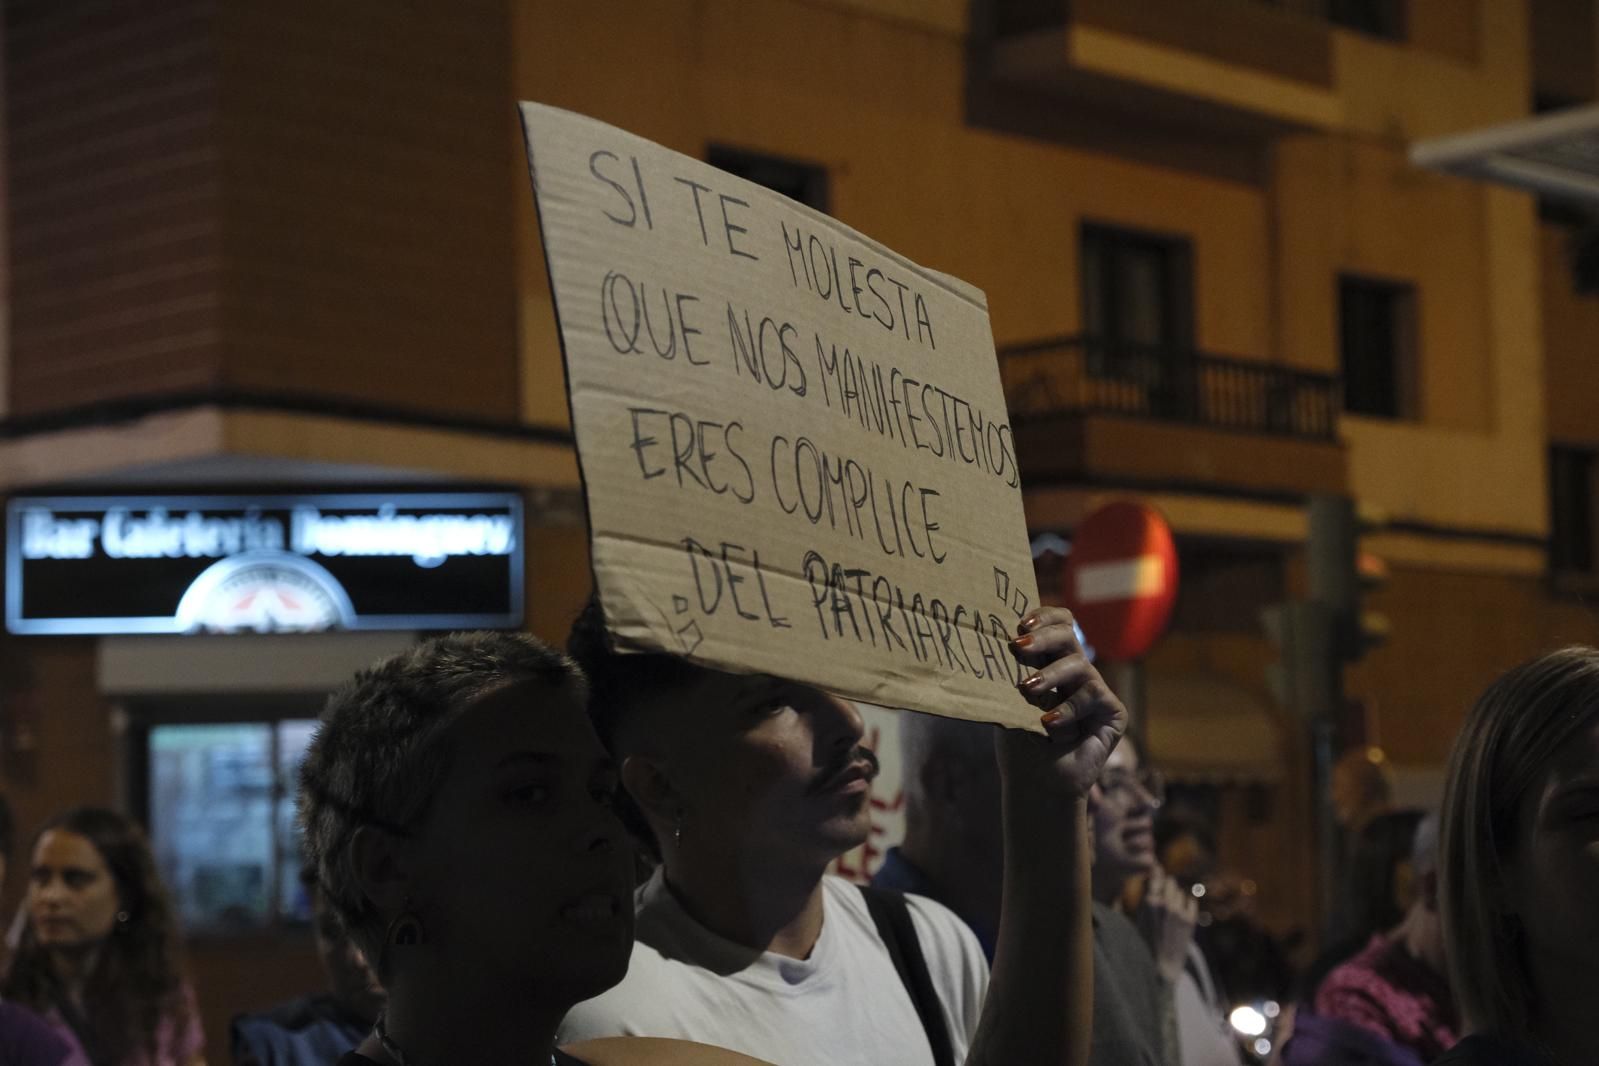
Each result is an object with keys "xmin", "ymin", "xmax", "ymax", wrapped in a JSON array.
[
  {"xmin": 1551, "ymin": 446, "xmax": 1597, "ymax": 576},
  {"xmin": 1082, "ymin": 223, "xmax": 1195, "ymax": 354},
  {"xmin": 706, "ymin": 145, "xmax": 828, "ymax": 213},
  {"xmin": 1328, "ymin": 0, "xmax": 1405, "ymax": 40},
  {"xmin": 1338, "ymin": 275, "xmax": 1418, "ymax": 419},
  {"xmin": 1080, "ymin": 223, "xmax": 1196, "ymax": 417}
]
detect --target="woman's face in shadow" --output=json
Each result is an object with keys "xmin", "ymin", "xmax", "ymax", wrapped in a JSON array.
[
  {"xmin": 29, "ymin": 830, "xmax": 121, "ymax": 949},
  {"xmin": 409, "ymin": 679, "xmax": 635, "ymax": 1002},
  {"xmin": 1506, "ymin": 716, "xmax": 1599, "ymax": 977}
]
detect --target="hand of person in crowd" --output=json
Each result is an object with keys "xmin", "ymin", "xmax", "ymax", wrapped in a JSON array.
[
  {"xmin": 1134, "ymin": 864, "xmax": 1199, "ymax": 985},
  {"xmin": 997, "ymin": 606, "xmax": 1127, "ymax": 796},
  {"xmin": 965, "ymin": 606, "xmax": 1126, "ymax": 1066}
]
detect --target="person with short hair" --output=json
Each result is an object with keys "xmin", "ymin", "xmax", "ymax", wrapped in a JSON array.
[
  {"xmin": 2, "ymin": 807, "xmax": 203, "ymax": 1066},
  {"xmin": 296, "ymin": 630, "xmax": 770, "ymax": 1066},
  {"xmin": 1087, "ymin": 736, "xmax": 1215, "ymax": 1066},
  {"xmin": 561, "ymin": 598, "xmax": 1122, "ymax": 1066},
  {"xmin": 229, "ymin": 867, "xmax": 384, "ymax": 1066},
  {"xmin": 878, "ymin": 711, "xmax": 1174, "ymax": 1066},
  {"xmin": 1433, "ymin": 647, "xmax": 1599, "ymax": 1066}
]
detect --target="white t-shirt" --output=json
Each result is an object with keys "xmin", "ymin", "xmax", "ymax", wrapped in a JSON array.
[
  {"xmin": 559, "ymin": 871, "xmax": 989, "ymax": 1065},
  {"xmin": 1176, "ymin": 942, "xmax": 1239, "ymax": 1066}
]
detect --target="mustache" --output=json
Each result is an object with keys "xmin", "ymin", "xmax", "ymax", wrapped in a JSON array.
[{"xmin": 807, "ymin": 745, "xmax": 881, "ymax": 794}]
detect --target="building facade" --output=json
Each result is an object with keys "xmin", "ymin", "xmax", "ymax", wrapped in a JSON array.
[{"xmin": 3, "ymin": 0, "xmax": 1597, "ymax": 1048}]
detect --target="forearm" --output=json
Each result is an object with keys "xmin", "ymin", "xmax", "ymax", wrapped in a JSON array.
[{"xmin": 965, "ymin": 790, "xmax": 1092, "ymax": 1066}]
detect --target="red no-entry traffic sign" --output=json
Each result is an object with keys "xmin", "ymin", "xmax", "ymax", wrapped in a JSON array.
[{"xmin": 1062, "ymin": 501, "xmax": 1179, "ymax": 662}]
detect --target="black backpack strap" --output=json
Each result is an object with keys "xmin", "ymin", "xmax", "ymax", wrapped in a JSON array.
[{"xmin": 859, "ymin": 884, "xmax": 957, "ymax": 1066}]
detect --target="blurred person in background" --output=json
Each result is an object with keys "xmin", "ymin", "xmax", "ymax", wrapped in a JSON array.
[
  {"xmin": 1153, "ymin": 808, "xmax": 1217, "ymax": 894},
  {"xmin": 1331, "ymin": 747, "xmax": 1394, "ymax": 838},
  {"xmin": 1305, "ymin": 812, "xmax": 1456, "ymax": 1062},
  {"xmin": 880, "ymin": 711, "xmax": 1171, "ymax": 1066},
  {"xmin": 1091, "ymin": 738, "xmax": 1239, "ymax": 1066},
  {"xmin": 1433, "ymin": 647, "xmax": 1599, "ymax": 1066},
  {"xmin": 1302, "ymin": 808, "xmax": 1427, "ymax": 998},
  {"xmin": 297, "ymin": 630, "xmax": 769, "ymax": 1066},
  {"xmin": 1, "ymin": 807, "xmax": 203, "ymax": 1066},
  {"xmin": 1155, "ymin": 809, "xmax": 1295, "ymax": 1010},
  {"xmin": 229, "ymin": 866, "xmax": 383, "ymax": 1066},
  {"xmin": 0, "ymin": 794, "xmax": 90, "ymax": 1066}
]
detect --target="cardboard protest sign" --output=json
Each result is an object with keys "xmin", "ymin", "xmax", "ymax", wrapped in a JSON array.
[{"xmin": 520, "ymin": 103, "xmax": 1042, "ymax": 730}]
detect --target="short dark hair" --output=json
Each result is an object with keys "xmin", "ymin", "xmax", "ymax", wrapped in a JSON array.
[
  {"xmin": 298, "ymin": 630, "xmax": 585, "ymax": 974},
  {"xmin": 565, "ymin": 593, "xmax": 706, "ymax": 756},
  {"xmin": 566, "ymin": 594, "xmax": 705, "ymax": 857}
]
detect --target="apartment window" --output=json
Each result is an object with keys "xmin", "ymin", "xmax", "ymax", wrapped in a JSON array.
[
  {"xmin": 1339, "ymin": 275, "xmax": 1418, "ymax": 419},
  {"xmin": 1551, "ymin": 446, "xmax": 1598, "ymax": 575},
  {"xmin": 1328, "ymin": 0, "xmax": 1405, "ymax": 40},
  {"xmin": 1081, "ymin": 223, "xmax": 1195, "ymax": 365},
  {"xmin": 138, "ymin": 714, "xmax": 318, "ymax": 932},
  {"xmin": 707, "ymin": 145, "xmax": 828, "ymax": 212}
]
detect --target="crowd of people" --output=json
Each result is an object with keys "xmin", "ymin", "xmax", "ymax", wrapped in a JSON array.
[{"xmin": 0, "ymin": 597, "xmax": 1592, "ymax": 1066}]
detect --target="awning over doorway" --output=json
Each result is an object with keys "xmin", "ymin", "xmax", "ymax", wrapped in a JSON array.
[{"xmin": 1145, "ymin": 672, "xmax": 1285, "ymax": 784}]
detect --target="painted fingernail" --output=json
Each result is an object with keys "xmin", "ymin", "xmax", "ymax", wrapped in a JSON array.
[
  {"xmin": 1020, "ymin": 614, "xmax": 1041, "ymax": 631},
  {"xmin": 1041, "ymin": 709, "xmax": 1067, "ymax": 727},
  {"xmin": 1010, "ymin": 634, "xmax": 1034, "ymax": 650},
  {"xmin": 1019, "ymin": 673, "xmax": 1044, "ymax": 690}
]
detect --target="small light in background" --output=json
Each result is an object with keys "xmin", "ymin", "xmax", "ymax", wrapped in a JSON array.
[{"xmin": 1230, "ymin": 1006, "xmax": 1268, "ymax": 1037}]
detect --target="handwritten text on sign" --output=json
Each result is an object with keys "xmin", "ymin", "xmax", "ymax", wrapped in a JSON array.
[{"xmin": 521, "ymin": 103, "xmax": 1041, "ymax": 730}]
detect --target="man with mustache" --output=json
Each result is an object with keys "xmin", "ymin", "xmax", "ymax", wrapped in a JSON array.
[{"xmin": 560, "ymin": 597, "xmax": 1124, "ymax": 1066}]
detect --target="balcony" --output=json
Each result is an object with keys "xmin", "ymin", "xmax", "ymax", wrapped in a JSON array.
[
  {"xmin": 999, "ymin": 336, "xmax": 1348, "ymax": 497},
  {"xmin": 987, "ymin": 0, "xmax": 1346, "ymax": 136}
]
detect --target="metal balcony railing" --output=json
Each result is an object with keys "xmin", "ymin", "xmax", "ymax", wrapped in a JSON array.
[{"xmin": 998, "ymin": 335, "xmax": 1341, "ymax": 441}]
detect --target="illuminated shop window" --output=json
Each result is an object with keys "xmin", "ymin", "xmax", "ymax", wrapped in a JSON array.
[{"xmin": 146, "ymin": 719, "xmax": 318, "ymax": 932}]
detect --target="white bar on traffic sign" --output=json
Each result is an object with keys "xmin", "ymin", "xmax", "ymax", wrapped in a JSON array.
[{"xmin": 1075, "ymin": 556, "xmax": 1165, "ymax": 604}]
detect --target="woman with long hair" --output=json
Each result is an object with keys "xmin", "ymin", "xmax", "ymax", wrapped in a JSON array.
[
  {"xmin": 297, "ymin": 630, "xmax": 767, "ymax": 1066},
  {"xmin": 2, "ymin": 807, "xmax": 203, "ymax": 1066},
  {"xmin": 1433, "ymin": 646, "xmax": 1599, "ymax": 1065}
]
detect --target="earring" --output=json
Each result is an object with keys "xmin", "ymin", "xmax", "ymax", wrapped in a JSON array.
[
  {"xmin": 115, "ymin": 910, "xmax": 130, "ymax": 925},
  {"xmin": 673, "ymin": 812, "xmax": 684, "ymax": 850},
  {"xmin": 385, "ymin": 898, "xmax": 428, "ymax": 949}
]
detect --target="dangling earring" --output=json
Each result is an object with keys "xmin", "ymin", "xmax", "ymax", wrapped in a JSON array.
[
  {"xmin": 673, "ymin": 811, "xmax": 685, "ymax": 850},
  {"xmin": 385, "ymin": 898, "xmax": 428, "ymax": 949}
]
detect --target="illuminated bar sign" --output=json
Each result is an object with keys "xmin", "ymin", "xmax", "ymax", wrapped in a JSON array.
[{"xmin": 5, "ymin": 493, "xmax": 524, "ymax": 635}]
